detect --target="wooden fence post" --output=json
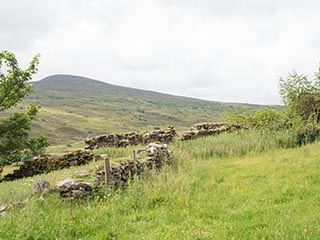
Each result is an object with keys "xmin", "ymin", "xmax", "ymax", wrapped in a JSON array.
[
  {"xmin": 133, "ymin": 150, "xmax": 136, "ymax": 161},
  {"xmin": 104, "ymin": 156, "xmax": 111, "ymax": 188}
]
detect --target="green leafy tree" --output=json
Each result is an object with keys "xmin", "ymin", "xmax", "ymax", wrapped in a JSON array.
[
  {"xmin": 223, "ymin": 64, "xmax": 320, "ymax": 147},
  {"xmin": 0, "ymin": 50, "xmax": 48, "ymax": 167},
  {"xmin": 224, "ymin": 108, "xmax": 285, "ymax": 130},
  {"xmin": 279, "ymin": 67, "xmax": 320, "ymax": 122}
]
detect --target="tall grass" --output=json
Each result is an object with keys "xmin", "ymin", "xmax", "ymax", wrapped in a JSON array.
[
  {"xmin": 1, "ymin": 130, "xmax": 320, "ymax": 239},
  {"xmin": 173, "ymin": 129, "xmax": 302, "ymax": 161}
]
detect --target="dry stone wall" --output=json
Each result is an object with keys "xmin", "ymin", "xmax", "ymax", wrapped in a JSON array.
[
  {"xmin": 96, "ymin": 143, "xmax": 172, "ymax": 190},
  {"xmin": 85, "ymin": 126, "xmax": 177, "ymax": 150},
  {"xmin": 2, "ymin": 150, "xmax": 94, "ymax": 181},
  {"xmin": 180, "ymin": 122, "xmax": 240, "ymax": 141}
]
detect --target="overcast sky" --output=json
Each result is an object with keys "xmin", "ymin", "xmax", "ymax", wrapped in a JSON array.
[{"xmin": 1, "ymin": 0, "xmax": 320, "ymax": 104}]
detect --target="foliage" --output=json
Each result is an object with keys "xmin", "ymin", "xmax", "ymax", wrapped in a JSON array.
[
  {"xmin": 0, "ymin": 51, "xmax": 39, "ymax": 111},
  {"xmin": 224, "ymin": 64, "xmax": 320, "ymax": 147},
  {"xmin": 279, "ymin": 67, "xmax": 320, "ymax": 122},
  {"xmin": 0, "ymin": 50, "xmax": 48, "ymax": 166},
  {"xmin": 224, "ymin": 108, "xmax": 287, "ymax": 130}
]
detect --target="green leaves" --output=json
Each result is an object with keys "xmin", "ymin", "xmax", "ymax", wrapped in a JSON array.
[
  {"xmin": 224, "ymin": 64, "xmax": 320, "ymax": 148},
  {"xmin": 279, "ymin": 66, "xmax": 320, "ymax": 122},
  {"xmin": 0, "ymin": 51, "xmax": 39, "ymax": 111},
  {"xmin": 224, "ymin": 108, "xmax": 285, "ymax": 131},
  {"xmin": 0, "ymin": 108, "xmax": 48, "ymax": 165},
  {"xmin": 0, "ymin": 50, "xmax": 48, "ymax": 166}
]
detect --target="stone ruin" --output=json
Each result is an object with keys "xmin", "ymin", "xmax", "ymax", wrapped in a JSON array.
[
  {"xmin": 180, "ymin": 122, "xmax": 240, "ymax": 141},
  {"xmin": 96, "ymin": 142, "xmax": 172, "ymax": 190},
  {"xmin": 2, "ymin": 150, "xmax": 94, "ymax": 181},
  {"xmin": 85, "ymin": 126, "xmax": 177, "ymax": 150}
]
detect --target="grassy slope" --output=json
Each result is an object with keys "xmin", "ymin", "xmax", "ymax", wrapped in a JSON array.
[
  {"xmin": 14, "ymin": 74, "xmax": 265, "ymax": 145},
  {"xmin": 0, "ymin": 131, "xmax": 319, "ymax": 239}
]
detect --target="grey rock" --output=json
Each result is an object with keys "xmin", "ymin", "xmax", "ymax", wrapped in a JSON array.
[
  {"xmin": 32, "ymin": 179, "xmax": 51, "ymax": 196},
  {"xmin": 55, "ymin": 179, "xmax": 92, "ymax": 199}
]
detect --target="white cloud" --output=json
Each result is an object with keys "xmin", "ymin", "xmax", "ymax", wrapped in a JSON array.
[{"xmin": 1, "ymin": 0, "xmax": 320, "ymax": 104}]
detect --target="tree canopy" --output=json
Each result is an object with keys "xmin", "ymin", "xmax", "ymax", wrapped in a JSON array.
[
  {"xmin": 224, "ymin": 64, "xmax": 320, "ymax": 146},
  {"xmin": 279, "ymin": 67, "xmax": 320, "ymax": 122},
  {"xmin": 0, "ymin": 50, "xmax": 48, "ymax": 167}
]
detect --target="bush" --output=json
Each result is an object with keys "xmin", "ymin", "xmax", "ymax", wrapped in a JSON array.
[{"xmin": 224, "ymin": 108, "xmax": 286, "ymax": 130}]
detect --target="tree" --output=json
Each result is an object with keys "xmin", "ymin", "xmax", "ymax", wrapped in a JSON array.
[
  {"xmin": 0, "ymin": 50, "xmax": 48, "ymax": 167},
  {"xmin": 279, "ymin": 67, "xmax": 320, "ymax": 122},
  {"xmin": 224, "ymin": 107, "xmax": 285, "ymax": 130}
]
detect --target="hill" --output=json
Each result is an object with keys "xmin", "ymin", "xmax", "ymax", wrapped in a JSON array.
[{"xmin": 19, "ymin": 74, "xmax": 263, "ymax": 145}]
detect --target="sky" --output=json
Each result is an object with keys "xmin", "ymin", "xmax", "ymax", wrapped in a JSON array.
[{"xmin": 1, "ymin": 0, "xmax": 320, "ymax": 105}]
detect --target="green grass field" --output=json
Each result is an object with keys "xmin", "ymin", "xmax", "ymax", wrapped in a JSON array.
[{"xmin": 1, "ymin": 130, "xmax": 319, "ymax": 239}]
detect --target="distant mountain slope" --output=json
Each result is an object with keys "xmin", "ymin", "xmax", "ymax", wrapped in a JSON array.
[
  {"xmin": 32, "ymin": 74, "xmax": 231, "ymax": 108},
  {"xmin": 21, "ymin": 74, "xmax": 263, "ymax": 145}
]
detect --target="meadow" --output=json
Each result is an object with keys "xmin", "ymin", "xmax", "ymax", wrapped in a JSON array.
[{"xmin": 1, "ymin": 130, "xmax": 319, "ymax": 239}]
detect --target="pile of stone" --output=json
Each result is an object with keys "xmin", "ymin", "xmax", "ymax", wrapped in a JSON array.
[
  {"xmin": 96, "ymin": 143, "xmax": 172, "ymax": 190},
  {"xmin": 180, "ymin": 122, "xmax": 238, "ymax": 141},
  {"xmin": 85, "ymin": 126, "xmax": 177, "ymax": 150},
  {"xmin": 55, "ymin": 179, "xmax": 92, "ymax": 199},
  {"xmin": 2, "ymin": 150, "xmax": 94, "ymax": 181}
]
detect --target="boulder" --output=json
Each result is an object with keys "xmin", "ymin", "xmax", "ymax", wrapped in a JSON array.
[
  {"xmin": 32, "ymin": 178, "xmax": 51, "ymax": 196},
  {"xmin": 55, "ymin": 179, "xmax": 92, "ymax": 199}
]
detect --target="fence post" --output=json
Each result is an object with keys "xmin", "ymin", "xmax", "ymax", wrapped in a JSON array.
[
  {"xmin": 160, "ymin": 148, "xmax": 164, "ymax": 167},
  {"xmin": 133, "ymin": 150, "xmax": 136, "ymax": 161},
  {"xmin": 104, "ymin": 156, "xmax": 111, "ymax": 188}
]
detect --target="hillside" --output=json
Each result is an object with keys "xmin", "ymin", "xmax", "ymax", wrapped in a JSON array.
[
  {"xmin": 1, "ymin": 131, "xmax": 319, "ymax": 239},
  {"xmin": 18, "ymin": 74, "xmax": 263, "ymax": 145}
]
